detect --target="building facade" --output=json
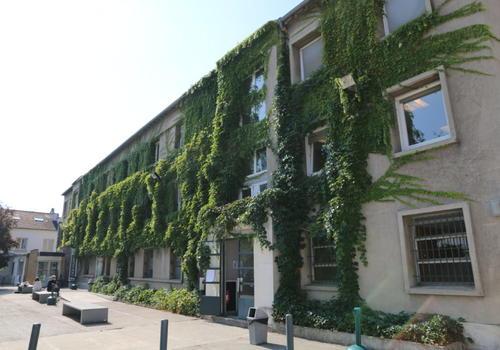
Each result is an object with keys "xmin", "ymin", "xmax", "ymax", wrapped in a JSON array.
[
  {"xmin": 62, "ymin": 0, "xmax": 500, "ymax": 348},
  {"xmin": 0, "ymin": 209, "xmax": 63, "ymax": 286}
]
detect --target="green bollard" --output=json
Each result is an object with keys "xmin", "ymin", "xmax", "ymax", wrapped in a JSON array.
[{"xmin": 347, "ymin": 307, "xmax": 366, "ymax": 350}]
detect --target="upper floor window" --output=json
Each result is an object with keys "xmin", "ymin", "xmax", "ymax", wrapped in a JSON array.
[
  {"xmin": 310, "ymin": 233, "xmax": 336, "ymax": 284},
  {"xmin": 383, "ymin": 0, "xmax": 431, "ymax": 34},
  {"xmin": 249, "ymin": 68, "xmax": 266, "ymax": 122},
  {"xmin": 241, "ymin": 181, "xmax": 267, "ymax": 199},
  {"xmin": 16, "ymin": 238, "xmax": 28, "ymax": 250},
  {"xmin": 388, "ymin": 68, "xmax": 455, "ymax": 155},
  {"xmin": 174, "ymin": 123, "xmax": 184, "ymax": 149},
  {"xmin": 42, "ymin": 239, "xmax": 54, "ymax": 252},
  {"xmin": 249, "ymin": 148, "xmax": 267, "ymax": 175},
  {"xmin": 306, "ymin": 127, "xmax": 327, "ymax": 175},
  {"xmin": 143, "ymin": 249, "xmax": 154, "ymax": 278},
  {"xmin": 154, "ymin": 140, "xmax": 161, "ymax": 162},
  {"xmin": 300, "ymin": 36, "xmax": 324, "ymax": 81}
]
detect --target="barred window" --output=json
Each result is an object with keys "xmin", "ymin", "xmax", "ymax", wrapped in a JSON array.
[
  {"xmin": 311, "ymin": 234, "xmax": 336, "ymax": 284},
  {"xmin": 410, "ymin": 209, "xmax": 474, "ymax": 286}
]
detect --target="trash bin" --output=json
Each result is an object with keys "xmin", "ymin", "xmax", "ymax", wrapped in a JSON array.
[{"xmin": 247, "ymin": 307, "xmax": 269, "ymax": 345}]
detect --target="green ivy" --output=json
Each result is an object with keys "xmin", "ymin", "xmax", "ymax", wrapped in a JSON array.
[{"xmin": 63, "ymin": 0, "xmax": 496, "ymax": 318}]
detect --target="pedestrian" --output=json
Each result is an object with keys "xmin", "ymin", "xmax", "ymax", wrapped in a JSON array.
[{"xmin": 33, "ymin": 277, "xmax": 42, "ymax": 292}]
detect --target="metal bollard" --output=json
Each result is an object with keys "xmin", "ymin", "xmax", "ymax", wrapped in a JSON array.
[
  {"xmin": 347, "ymin": 307, "xmax": 366, "ymax": 350},
  {"xmin": 28, "ymin": 323, "xmax": 41, "ymax": 350},
  {"xmin": 285, "ymin": 314, "xmax": 294, "ymax": 350},
  {"xmin": 160, "ymin": 319, "xmax": 168, "ymax": 350}
]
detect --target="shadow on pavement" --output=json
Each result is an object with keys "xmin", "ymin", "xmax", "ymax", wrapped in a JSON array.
[
  {"xmin": 0, "ymin": 287, "xmax": 15, "ymax": 295},
  {"xmin": 258, "ymin": 343, "xmax": 286, "ymax": 349}
]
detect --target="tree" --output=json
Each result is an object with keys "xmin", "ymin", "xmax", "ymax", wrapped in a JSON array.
[{"xmin": 0, "ymin": 205, "xmax": 17, "ymax": 268}]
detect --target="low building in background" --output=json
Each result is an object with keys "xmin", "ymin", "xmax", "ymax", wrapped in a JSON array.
[{"xmin": 0, "ymin": 209, "xmax": 63, "ymax": 286}]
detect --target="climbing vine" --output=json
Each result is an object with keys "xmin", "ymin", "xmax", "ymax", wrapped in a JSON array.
[{"xmin": 62, "ymin": 0, "xmax": 496, "ymax": 315}]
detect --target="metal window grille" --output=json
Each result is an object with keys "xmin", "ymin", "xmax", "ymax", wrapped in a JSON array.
[
  {"xmin": 409, "ymin": 209, "xmax": 474, "ymax": 286},
  {"xmin": 311, "ymin": 236, "xmax": 336, "ymax": 284}
]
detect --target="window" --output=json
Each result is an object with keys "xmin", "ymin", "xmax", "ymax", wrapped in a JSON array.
[
  {"xmin": 250, "ymin": 68, "xmax": 266, "ymax": 122},
  {"xmin": 389, "ymin": 69, "xmax": 455, "ymax": 154},
  {"xmin": 249, "ymin": 148, "xmax": 267, "ymax": 175},
  {"xmin": 398, "ymin": 203, "xmax": 483, "ymax": 295},
  {"xmin": 409, "ymin": 210, "xmax": 473, "ymax": 286},
  {"xmin": 42, "ymin": 239, "xmax": 54, "ymax": 252},
  {"xmin": 128, "ymin": 256, "xmax": 135, "ymax": 278},
  {"xmin": 16, "ymin": 238, "xmax": 28, "ymax": 250},
  {"xmin": 143, "ymin": 249, "xmax": 154, "ymax": 278},
  {"xmin": 241, "ymin": 181, "xmax": 267, "ymax": 199},
  {"xmin": 49, "ymin": 261, "xmax": 58, "ymax": 277},
  {"xmin": 299, "ymin": 36, "xmax": 324, "ymax": 81},
  {"xmin": 383, "ymin": 0, "xmax": 431, "ymax": 34},
  {"xmin": 34, "ymin": 217, "xmax": 45, "ymax": 222},
  {"xmin": 96, "ymin": 257, "xmax": 104, "ymax": 277},
  {"xmin": 306, "ymin": 127, "xmax": 327, "ymax": 175},
  {"xmin": 310, "ymin": 233, "xmax": 336, "ymax": 284},
  {"xmin": 238, "ymin": 238, "xmax": 254, "ymax": 296},
  {"xmin": 169, "ymin": 250, "xmax": 181, "ymax": 280},
  {"xmin": 174, "ymin": 124, "xmax": 184, "ymax": 149},
  {"xmin": 154, "ymin": 140, "xmax": 161, "ymax": 162},
  {"xmin": 105, "ymin": 257, "xmax": 111, "ymax": 276}
]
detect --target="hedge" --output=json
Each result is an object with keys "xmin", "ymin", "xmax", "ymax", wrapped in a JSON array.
[{"xmin": 90, "ymin": 277, "xmax": 199, "ymax": 316}]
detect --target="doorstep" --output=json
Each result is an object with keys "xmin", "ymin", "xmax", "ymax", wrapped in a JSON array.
[{"xmin": 271, "ymin": 322, "xmax": 466, "ymax": 350}]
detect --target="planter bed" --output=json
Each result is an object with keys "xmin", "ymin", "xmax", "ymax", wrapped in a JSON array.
[{"xmin": 271, "ymin": 322, "xmax": 465, "ymax": 350}]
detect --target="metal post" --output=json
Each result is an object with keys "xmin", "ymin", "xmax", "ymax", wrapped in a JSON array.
[
  {"xmin": 160, "ymin": 319, "xmax": 168, "ymax": 350},
  {"xmin": 285, "ymin": 314, "xmax": 294, "ymax": 350},
  {"xmin": 354, "ymin": 307, "xmax": 361, "ymax": 346},
  {"xmin": 28, "ymin": 323, "xmax": 41, "ymax": 350}
]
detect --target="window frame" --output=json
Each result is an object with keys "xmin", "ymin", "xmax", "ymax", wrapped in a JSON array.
[
  {"xmin": 397, "ymin": 202, "xmax": 483, "ymax": 296},
  {"xmin": 382, "ymin": 0, "xmax": 432, "ymax": 36},
  {"xmin": 388, "ymin": 68, "xmax": 456, "ymax": 157},
  {"xmin": 305, "ymin": 126, "xmax": 327, "ymax": 176},
  {"xmin": 250, "ymin": 68, "xmax": 266, "ymax": 122},
  {"xmin": 240, "ymin": 180, "xmax": 268, "ymax": 199},
  {"xmin": 154, "ymin": 139, "xmax": 161, "ymax": 162},
  {"xmin": 17, "ymin": 238, "xmax": 28, "ymax": 250},
  {"xmin": 299, "ymin": 35, "xmax": 323, "ymax": 81},
  {"xmin": 248, "ymin": 148, "xmax": 267, "ymax": 177},
  {"xmin": 310, "ymin": 236, "xmax": 337, "ymax": 285}
]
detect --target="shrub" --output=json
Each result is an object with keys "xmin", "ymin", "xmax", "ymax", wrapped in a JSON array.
[
  {"xmin": 273, "ymin": 298, "xmax": 464, "ymax": 346},
  {"xmin": 90, "ymin": 280, "xmax": 199, "ymax": 316}
]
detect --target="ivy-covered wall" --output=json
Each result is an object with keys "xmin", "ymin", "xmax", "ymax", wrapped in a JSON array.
[{"xmin": 63, "ymin": 0, "xmax": 497, "ymax": 315}]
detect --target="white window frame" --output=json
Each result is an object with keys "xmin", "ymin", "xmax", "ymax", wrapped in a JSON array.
[
  {"xmin": 299, "ymin": 35, "xmax": 323, "ymax": 81},
  {"xmin": 250, "ymin": 68, "xmax": 266, "ymax": 121},
  {"xmin": 305, "ymin": 126, "xmax": 327, "ymax": 176},
  {"xmin": 248, "ymin": 148, "xmax": 267, "ymax": 178},
  {"xmin": 17, "ymin": 238, "xmax": 28, "ymax": 250},
  {"xmin": 397, "ymin": 202, "xmax": 483, "ymax": 296},
  {"xmin": 240, "ymin": 180, "xmax": 268, "ymax": 199},
  {"xmin": 382, "ymin": 0, "xmax": 432, "ymax": 36},
  {"xmin": 389, "ymin": 68, "xmax": 456, "ymax": 156},
  {"xmin": 42, "ymin": 239, "xmax": 54, "ymax": 252}
]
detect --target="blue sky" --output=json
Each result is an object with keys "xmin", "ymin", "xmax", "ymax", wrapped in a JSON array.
[{"xmin": 0, "ymin": 0, "xmax": 303, "ymax": 214}]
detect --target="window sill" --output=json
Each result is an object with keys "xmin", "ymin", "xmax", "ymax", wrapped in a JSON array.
[
  {"xmin": 246, "ymin": 170, "xmax": 267, "ymax": 180},
  {"xmin": 303, "ymin": 284, "xmax": 338, "ymax": 293},
  {"xmin": 393, "ymin": 136, "xmax": 457, "ymax": 158},
  {"xmin": 407, "ymin": 285, "xmax": 483, "ymax": 297},
  {"xmin": 128, "ymin": 277, "xmax": 183, "ymax": 284}
]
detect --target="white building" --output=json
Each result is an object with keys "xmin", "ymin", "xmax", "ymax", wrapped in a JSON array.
[{"xmin": 0, "ymin": 209, "xmax": 63, "ymax": 286}]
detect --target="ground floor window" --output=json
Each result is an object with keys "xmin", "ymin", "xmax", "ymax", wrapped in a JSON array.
[
  {"xmin": 143, "ymin": 249, "xmax": 154, "ymax": 278},
  {"xmin": 169, "ymin": 251, "xmax": 181, "ymax": 280},
  {"xmin": 409, "ymin": 209, "xmax": 474, "ymax": 286},
  {"xmin": 310, "ymin": 233, "xmax": 336, "ymax": 284},
  {"xmin": 128, "ymin": 256, "xmax": 135, "ymax": 278}
]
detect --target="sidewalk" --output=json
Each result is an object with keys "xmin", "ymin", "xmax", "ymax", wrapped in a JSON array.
[{"xmin": 0, "ymin": 287, "xmax": 346, "ymax": 349}]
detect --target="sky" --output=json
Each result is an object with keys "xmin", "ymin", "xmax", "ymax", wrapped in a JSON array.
[{"xmin": 0, "ymin": 0, "xmax": 303, "ymax": 215}]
